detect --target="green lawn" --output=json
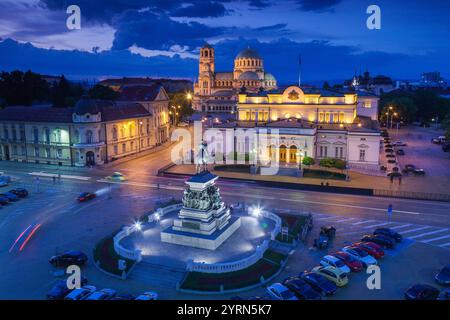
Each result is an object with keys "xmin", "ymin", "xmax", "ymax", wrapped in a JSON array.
[{"xmin": 180, "ymin": 249, "xmax": 287, "ymax": 292}]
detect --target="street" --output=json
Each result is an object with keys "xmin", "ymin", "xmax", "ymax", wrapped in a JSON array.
[{"xmin": 0, "ymin": 143, "xmax": 449, "ymax": 299}]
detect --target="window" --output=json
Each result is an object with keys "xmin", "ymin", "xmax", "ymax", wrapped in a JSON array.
[
  {"xmin": 21, "ymin": 146, "xmax": 26, "ymax": 156},
  {"xmin": 33, "ymin": 128, "xmax": 38, "ymax": 143},
  {"xmin": 364, "ymin": 101, "xmax": 371, "ymax": 108},
  {"xmin": 86, "ymin": 130, "xmax": 93, "ymax": 144},
  {"xmin": 359, "ymin": 149, "xmax": 366, "ymax": 162},
  {"xmin": 320, "ymin": 146, "xmax": 328, "ymax": 158},
  {"xmin": 74, "ymin": 130, "xmax": 80, "ymax": 143},
  {"xmin": 114, "ymin": 145, "xmax": 118, "ymax": 155},
  {"xmin": 318, "ymin": 112, "xmax": 324, "ymax": 122},
  {"xmin": 325, "ymin": 112, "xmax": 330, "ymax": 123},
  {"xmin": 34, "ymin": 147, "xmax": 40, "ymax": 157},
  {"xmin": 12, "ymin": 127, "xmax": 17, "ymax": 141},
  {"xmin": 3, "ymin": 126, "xmax": 9, "ymax": 140},
  {"xmin": 45, "ymin": 148, "xmax": 51, "ymax": 158},
  {"xmin": 339, "ymin": 112, "xmax": 345, "ymax": 123},
  {"xmin": 12, "ymin": 145, "xmax": 17, "ymax": 155},
  {"xmin": 54, "ymin": 128, "xmax": 62, "ymax": 143},
  {"xmin": 333, "ymin": 112, "xmax": 339, "ymax": 123},
  {"xmin": 122, "ymin": 143, "xmax": 126, "ymax": 153},
  {"xmin": 130, "ymin": 141, "xmax": 134, "ymax": 150},
  {"xmin": 44, "ymin": 128, "xmax": 50, "ymax": 143},
  {"xmin": 56, "ymin": 149, "xmax": 62, "ymax": 159}
]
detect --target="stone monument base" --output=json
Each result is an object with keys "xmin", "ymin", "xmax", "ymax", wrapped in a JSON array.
[{"xmin": 161, "ymin": 216, "xmax": 241, "ymax": 250}]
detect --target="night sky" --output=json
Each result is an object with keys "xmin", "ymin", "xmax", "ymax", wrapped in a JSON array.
[{"xmin": 0, "ymin": 0, "xmax": 449, "ymax": 84}]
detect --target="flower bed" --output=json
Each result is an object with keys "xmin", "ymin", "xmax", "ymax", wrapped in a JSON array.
[
  {"xmin": 180, "ymin": 249, "xmax": 287, "ymax": 292},
  {"xmin": 303, "ymin": 169, "xmax": 347, "ymax": 181},
  {"xmin": 93, "ymin": 235, "xmax": 135, "ymax": 276}
]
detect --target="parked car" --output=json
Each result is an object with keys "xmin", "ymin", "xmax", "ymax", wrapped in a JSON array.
[
  {"xmin": 374, "ymin": 228, "xmax": 403, "ymax": 242},
  {"xmin": 266, "ymin": 283, "xmax": 298, "ymax": 300},
  {"xmin": 0, "ymin": 180, "xmax": 8, "ymax": 187},
  {"xmin": 311, "ymin": 266, "xmax": 348, "ymax": 287},
  {"xmin": 435, "ymin": 264, "xmax": 450, "ymax": 286},
  {"xmin": 361, "ymin": 234, "xmax": 396, "ymax": 249},
  {"xmin": 443, "ymin": 143, "xmax": 450, "ymax": 152},
  {"xmin": 431, "ymin": 136, "xmax": 447, "ymax": 144},
  {"xmin": 46, "ymin": 280, "xmax": 73, "ymax": 300},
  {"xmin": 299, "ymin": 271, "xmax": 337, "ymax": 296},
  {"xmin": 393, "ymin": 141, "xmax": 407, "ymax": 147},
  {"xmin": 404, "ymin": 284, "xmax": 440, "ymax": 300},
  {"xmin": 342, "ymin": 246, "xmax": 377, "ymax": 268},
  {"xmin": 8, "ymin": 188, "xmax": 28, "ymax": 198},
  {"xmin": 77, "ymin": 192, "xmax": 96, "ymax": 202},
  {"xmin": 353, "ymin": 243, "xmax": 384, "ymax": 259},
  {"xmin": 135, "ymin": 291, "xmax": 158, "ymax": 300},
  {"xmin": 320, "ymin": 255, "xmax": 351, "ymax": 274},
  {"xmin": 396, "ymin": 149, "xmax": 405, "ymax": 155},
  {"xmin": 49, "ymin": 250, "xmax": 88, "ymax": 267},
  {"xmin": 403, "ymin": 164, "xmax": 416, "ymax": 172},
  {"xmin": 0, "ymin": 192, "xmax": 19, "ymax": 201},
  {"xmin": 0, "ymin": 175, "xmax": 12, "ymax": 183},
  {"xmin": 353, "ymin": 241, "xmax": 383, "ymax": 251},
  {"xmin": 84, "ymin": 288, "xmax": 117, "ymax": 300},
  {"xmin": 412, "ymin": 168, "xmax": 426, "ymax": 176},
  {"xmin": 64, "ymin": 285, "xmax": 96, "ymax": 300},
  {"xmin": 0, "ymin": 196, "xmax": 10, "ymax": 205},
  {"xmin": 282, "ymin": 277, "xmax": 322, "ymax": 300},
  {"xmin": 437, "ymin": 289, "xmax": 450, "ymax": 300},
  {"xmin": 111, "ymin": 293, "xmax": 137, "ymax": 300},
  {"xmin": 331, "ymin": 251, "xmax": 363, "ymax": 272}
]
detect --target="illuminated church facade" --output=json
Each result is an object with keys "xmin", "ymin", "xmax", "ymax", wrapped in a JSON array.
[{"xmin": 193, "ymin": 44, "xmax": 277, "ymax": 113}]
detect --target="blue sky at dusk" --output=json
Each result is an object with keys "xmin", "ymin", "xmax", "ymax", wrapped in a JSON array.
[{"xmin": 0, "ymin": 0, "xmax": 449, "ymax": 84}]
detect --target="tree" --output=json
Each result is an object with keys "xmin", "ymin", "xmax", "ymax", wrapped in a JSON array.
[
  {"xmin": 88, "ymin": 84, "xmax": 119, "ymax": 100},
  {"xmin": 323, "ymin": 81, "xmax": 330, "ymax": 89},
  {"xmin": 380, "ymin": 97, "xmax": 417, "ymax": 124},
  {"xmin": 169, "ymin": 91, "xmax": 195, "ymax": 120},
  {"xmin": 302, "ymin": 156, "xmax": 315, "ymax": 166},
  {"xmin": 51, "ymin": 75, "xmax": 85, "ymax": 107},
  {"xmin": 0, "ymin": 70, "xmax": 49, "ymax": 106}
]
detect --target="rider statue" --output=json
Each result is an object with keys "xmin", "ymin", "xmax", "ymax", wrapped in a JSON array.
[{"xmin": 195, "ymin": 140, "xmax": 210, "ymax": 173}]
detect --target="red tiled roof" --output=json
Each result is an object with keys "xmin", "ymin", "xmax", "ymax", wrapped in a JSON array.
[{"xmin": 118, "ymin": 84, "xmax": 163, "ymax": 102}]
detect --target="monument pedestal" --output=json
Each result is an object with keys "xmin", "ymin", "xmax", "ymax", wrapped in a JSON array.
[{"xmin": 161, "ymin": 171, "xmax": 240, "ymax": 250}]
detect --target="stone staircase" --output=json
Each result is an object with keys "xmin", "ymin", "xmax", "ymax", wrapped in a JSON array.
[{"xmin": 129, "ymin": 261, "xmax": 186, "ymax": 288}]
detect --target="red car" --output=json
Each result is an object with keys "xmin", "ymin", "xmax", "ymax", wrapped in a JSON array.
[
  {"xmin": 353, "ymin": 243, "xmax": 384, "ymax": 259},
  {"xmin": 354, "ymin": 241, "xmax": 384, "ymax": 253},
  {"xmin": 77, "ymin": 192, "xmax": 96, "ymax": 202},
  {"xmin": 331, "ymin": 251, "xmax": 363, "ymax": 272}
]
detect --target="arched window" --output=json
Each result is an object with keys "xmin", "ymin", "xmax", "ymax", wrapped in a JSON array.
[
  {"xmin": 86, "ymin": 130, "xmax": 93, "ymax": 144},
  {"xmin": 33, "ymin": 127, "xmax": 38, "ymax": 143}
]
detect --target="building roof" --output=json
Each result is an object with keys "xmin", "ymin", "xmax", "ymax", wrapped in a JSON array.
[
  {"xmin": 238, "ymin": 71, "xmax": 260, "ymax": 81},
  {"xmin": 0, "ymin": 101, "xmax": 151, "ymax": 123},
  {"xmin": 215, "ymin": 72, "xmax": 233, "ymax": 80},
  {"xmin": 264, "ymin": 73, "xmax": 276, "ymax": 81},
  {"xmin": 236, "ymin": 48, "xmax": 262, "ymax": 60},
  {"xmin": 74, "ymin": 98, "xmax": 107, "ymax": 115},
  {"xmin": 118, "ymin": 84, "xmax": 164, "ymax": 102},
  {"xmin": 0, "ymin": 105, "xmax": 74, "ymax": 123}
]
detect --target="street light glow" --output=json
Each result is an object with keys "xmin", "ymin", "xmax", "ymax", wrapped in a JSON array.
[{"xmin": 133, "ymin": 220, "xmax": 142, "ymax": 231}]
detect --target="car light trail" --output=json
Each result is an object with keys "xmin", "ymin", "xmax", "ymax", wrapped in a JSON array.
[
  {"xmin": 9, "ymin": 222, "xmax": 42, "ymax": 253},
  {"xmin": 19, "ymin": 223, "xmax": 41, "ymax": 252}
]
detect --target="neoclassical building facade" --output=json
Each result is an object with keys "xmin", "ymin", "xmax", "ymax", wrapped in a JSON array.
[
  {"xmin": 193, "ymin": 44, "xmax": 277, "ymax": 113},
  {"xmin": 0, "ymin": 87, "xmax": 170, "ymax": 167},
  {"xmin": 217, "ymin": 85, "xmax": 381, "ymax": 170}
]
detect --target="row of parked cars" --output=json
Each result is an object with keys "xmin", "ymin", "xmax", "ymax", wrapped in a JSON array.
[
  {"xmin": 0, "ymin": 188, "xmax": 28, "ymax": 205},
  {"xmin": 404, "ymin": 264, "xmax": 450, "ymax": 300},
  {"xmin": 46, "ymin": 249, "xmax": 158, "ymax": 300},
  {"xmin": 265, "ymin": 228, "xmax": 402, "ymax": 300}
]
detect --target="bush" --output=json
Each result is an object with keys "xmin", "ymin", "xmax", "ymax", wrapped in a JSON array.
[
  {"xmin": 302, "ymin": 156, "xmax": 315, "ymax": 166},
  {"xmin": 319, "ymin": 158, "xmax": 347, "ymax": 169}
]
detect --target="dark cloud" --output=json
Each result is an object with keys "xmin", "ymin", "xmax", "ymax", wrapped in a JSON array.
[
  {"xmin": 171, "ymin": 2, "xmax": 229, "ymax": 18},
  {"xmin": 3, "ymin": 37, "xmax": 446, "ymax": 84},
  {"xmin": 255, "ymin": 24, "xmax": 288, "ymax": 32},
  {"xmin": 247, "ymin": 0, "xmax": 272, "ymax": 8},
  {"xmin": 296, "ymin": 0, "xmax": 342, "ymax": 12},
  {"xmin": 112, "ymin": 11, "xmax": 226, "ymax": 51}
]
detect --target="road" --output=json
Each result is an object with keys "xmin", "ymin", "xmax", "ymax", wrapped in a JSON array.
[{"xmin": 0, "ymin": 140, "xmax": 449, "ymax": 299}]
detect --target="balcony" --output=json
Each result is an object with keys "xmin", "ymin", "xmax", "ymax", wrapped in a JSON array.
[{"xmin": 72, "ymin": 141, "xmax": 105, "ymax": 148}]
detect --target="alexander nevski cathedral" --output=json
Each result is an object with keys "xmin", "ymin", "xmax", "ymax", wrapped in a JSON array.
[{"xmin": 193, "ymin": 44, "xmax": 277, "ymax": 113}]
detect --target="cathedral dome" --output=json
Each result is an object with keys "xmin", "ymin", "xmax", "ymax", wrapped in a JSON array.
[
  {"xmin": 238, "ymin": 71, "xmax": 260, "ymax": 81},
  {"xmin": 264, "ymin": 73, "xmax": 276, "ymax": 81},
  {"xmin": 236, "ymin": 48, "xmax": 261, "ymax": 60},
  {"xmin": 74, "ymin": 98, "xmax": 101, "ymax": 115}
]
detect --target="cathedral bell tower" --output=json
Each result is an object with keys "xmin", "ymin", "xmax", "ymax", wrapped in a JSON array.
[{"xmin": 198, "ymin": 44, "xmax": 215, "ymax": 96}]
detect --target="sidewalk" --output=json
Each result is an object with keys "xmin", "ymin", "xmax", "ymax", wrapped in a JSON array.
[{"xmin": 164, "ymin": 164, "xmax": 450, "ymax": 199}]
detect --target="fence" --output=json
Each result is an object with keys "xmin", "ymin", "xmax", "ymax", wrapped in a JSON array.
[
  {"xmin": 260, "ymin": 210, "xmax": 282, "ymax": 240},
  {"xmin": 374, "ymin": 189, "xmax": 450, "ymax": 202},
  {"xmin": 147, "ymin": 203, "xmax": 183, "ymax": 223},
  {"xmin": 186, "ymin": 240, "xmax": 270, "ymax": 274},
  {"xmin": 113, "ymin": 226, "xmax": 142, "ymax": 262}
]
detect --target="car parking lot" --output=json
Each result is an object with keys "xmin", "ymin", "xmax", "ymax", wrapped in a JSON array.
[{"xmin": 389, "ymin": 126, "xmax": 450, "ymax": 177}]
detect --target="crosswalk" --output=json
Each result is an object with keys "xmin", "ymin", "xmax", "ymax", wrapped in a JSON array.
[{"xmin": 311, "ymin": 213, "xmax": 450, "ymax": 249}]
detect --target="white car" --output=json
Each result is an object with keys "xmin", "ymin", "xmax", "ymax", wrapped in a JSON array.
[
  {"xmin": 266, "ymin": 283, "xmax": 298, "ymax": 300},
  {"xmin": 64, "ymin": 285, "xmax": 96, "ymax": 300},
  {"xmin": 84, "ymin": 288, "xmax": 117, "ymax": 300},
  {"xmin": 135, "ymin": 291, "xmax": 158, "ymax": 300},
  {"xmin": 0, "ymin": 180, "xmax": 8, "ymax": 187},
  {"xmin": 342, "ymin": 246, "xmax": 377, "ymax": 268},
  {"xmin": 320, "ymin": 255, "xmax": 351, "ymax": 275}
]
